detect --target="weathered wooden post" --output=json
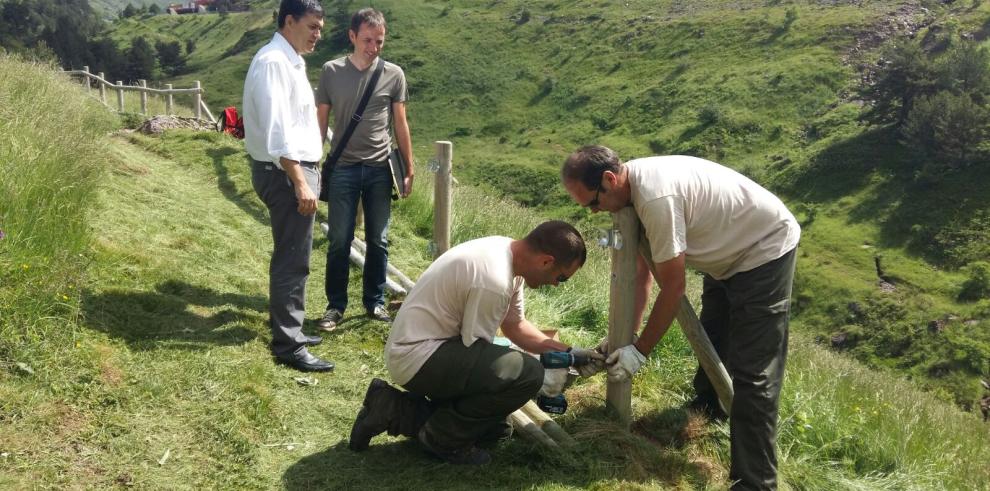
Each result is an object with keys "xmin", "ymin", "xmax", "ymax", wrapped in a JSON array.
[
  {"xmin": 139, "ymin": 80, "xmax": 148, "ymax": 115},
  {"xmin": 165, "ymin": 84, "xmax": 173, "ymax": 115},
  {"xmin": 82, "ymin": 66, "xmax": 90, "ymax": 93},
  {"xmin": 194, "ymin": 81, "xmax": 202, "ymax": 120},
  {"xmin": 432, "ymin": 140, "xmax": 452, "ymax": 258},
  {"xmin": 606, "ymin": 207, "xmax": 641, "ymax": 426},
  {"xmin": 98, "ymin": 72, "xmax": 106, "ymax": 105},
  {"xmin": 636, "ymin": 234, "xmax": 734, "ymax": 416},
  {"xmin": 116, "ymin": 81, "xmax": 124, "ymax": 112}
]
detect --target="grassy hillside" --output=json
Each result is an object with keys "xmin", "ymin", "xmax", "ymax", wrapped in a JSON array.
[
  {"xmin": 105, "ymin": 0, "xmax": 990, "ymax": 408},
  {"xmin": 2, "ymin": 55, "xmax": 989, "ymax": 489}
]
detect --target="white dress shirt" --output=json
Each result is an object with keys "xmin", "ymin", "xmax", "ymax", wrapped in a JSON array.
[{"xmin": 242, "ymin": 32, "xmax": 323, "ymax": 168}]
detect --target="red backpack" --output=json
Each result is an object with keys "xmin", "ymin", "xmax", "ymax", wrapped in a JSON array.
[{"xmin": 218, "ymin": 106, "xmax": 244, "ymax": 139}]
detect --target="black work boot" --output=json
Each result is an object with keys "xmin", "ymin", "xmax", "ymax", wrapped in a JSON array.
[
  {"xmin": 687, "ymin": 395, "xmax": 728, "ymax": 421},
  {"xmin": 349, "ymin": 378, "xmax": 399, "ymax": 451},
  {"xmin": 417, "ymin": 427, "xmax": 491, "ymax": 465},
  {"xmin": 476, "ymin": 418, "xmax": 513, "ymax": 449}
]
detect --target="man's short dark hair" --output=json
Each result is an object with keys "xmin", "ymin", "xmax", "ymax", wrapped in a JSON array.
[
  {"xmin": 560, "ymin": 145, "xmax": 622, "ymax": 191},
  {"xmin": 524, "ymin": 221, "xmax": 587, "ymax": 268},
  {"xmin": 278, "ymin": 0, "xmax": 323, "ymax": 29},
  {"xmin": 350, "ymin": 7, "xmax": 386, "ymax": 33}
]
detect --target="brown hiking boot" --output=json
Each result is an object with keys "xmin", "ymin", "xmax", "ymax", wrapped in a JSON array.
[
  {"xmin": 417, "ymin": 427, "xmax": 491, "ymax": 465},
  {"xmin": 349, "ymin": 378, "xmax": 398, "ymax": 451}
]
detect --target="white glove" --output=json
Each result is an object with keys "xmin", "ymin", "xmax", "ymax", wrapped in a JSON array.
[
  {"xmin": 540, "ymin": 368, "xmax": 569, "ymax": 397},
  {"xmin": 570, "ymin": 347, "xmax": 607, "ymax": 377},
  {"xmin": 605, "ymin": 345, "xmax": 647, "ymax": 383},
  {"xmin": 596, "ymin": 334, "xmax": 639, "ymax": 356}
]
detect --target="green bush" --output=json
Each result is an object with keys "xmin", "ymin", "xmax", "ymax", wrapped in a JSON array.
[
  {"xmin": 865, "ymin": 40, "xmax": 936, "ymax": 124},
  {"xmin": 959, "ymin": 261, "xmax": 990, "ymax": 302},
  {"xmin": 902, "ymin": 91, "xmax": 990, "ymax": 169}
]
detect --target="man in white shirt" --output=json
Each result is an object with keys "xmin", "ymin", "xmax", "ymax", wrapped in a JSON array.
[
  {"xmin": 242, "ymin": 0, "xmax": 332, "ymax": 372},
  {"xmin": 561, "ymin": 146, "xmax": 800, "ymax": 490},
  {"xmin": 348, "ymin": 221, "xmax": 605, "ymax": 464}
]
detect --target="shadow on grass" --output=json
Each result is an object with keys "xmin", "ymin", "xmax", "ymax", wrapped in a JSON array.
[
  {"xmin": 81, "ymin": 279, "xmax": 264, "ymax": 350},
  {"xmin": 282, "ymin": 404, "xmax": 709, "ymax": 490},
  {"xmin": 206, "ymin": 148, "xmax": 269, "ymax": 226},
  {"xmin": 778, "ymin": 125, "xmax": 990, "ymax": 264},
  {"xmin": 282, "ymin": 439, "xmax": 607, "ymax": 490},
  {"xmin": 777, "ymin": 126, "xmax": 902, "ymax": 204}
]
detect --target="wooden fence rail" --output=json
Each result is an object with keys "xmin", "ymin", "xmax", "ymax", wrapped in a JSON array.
[{"xmin": 64, "ymin": 66, "xmax": 215, "ymax": 123}]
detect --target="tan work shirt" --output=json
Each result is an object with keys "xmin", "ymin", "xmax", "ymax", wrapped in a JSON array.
[
  {"xmin": 627, "ymin": 156, "xmax": 800, "ymax": 279},
  {"xmin": 385, "ymin": 237, "xmax": 524, "ymax": 385}
]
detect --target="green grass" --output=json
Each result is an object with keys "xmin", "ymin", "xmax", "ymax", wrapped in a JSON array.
[{"xmin": 3, "ymin": 55, "xmax": 990, "ymax": 489}]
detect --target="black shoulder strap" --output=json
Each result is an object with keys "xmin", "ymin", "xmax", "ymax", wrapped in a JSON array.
[{"xmin": 325, "ymin": 58, "xmax": 385, "ymax": 167}]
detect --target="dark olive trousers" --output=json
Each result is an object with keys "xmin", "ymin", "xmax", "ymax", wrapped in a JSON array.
[
  {"xmin": 403, "ymin": 338, "xmax": 544, "ymax": 449},
  {"xmin": 693, "ymin": 248, "xmax": 796, "ymax": 491}
]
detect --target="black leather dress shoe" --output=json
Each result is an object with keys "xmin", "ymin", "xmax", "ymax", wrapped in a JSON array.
[
  {"xmin": 302, "ymin": 334, "xmax": 323, "ymax": 346},
  {"xmin": 276, "ymin": 351, "xmax": 335, "ymax": 372}
]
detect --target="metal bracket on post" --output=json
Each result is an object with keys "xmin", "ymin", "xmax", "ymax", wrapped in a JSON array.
[
  {"xmin": 426, "ymin": 157, "xmax": 440, "ymax": 173},
  {"xmin": 597, "ymin": 228, "xmax": 624, "ymax": 250}
]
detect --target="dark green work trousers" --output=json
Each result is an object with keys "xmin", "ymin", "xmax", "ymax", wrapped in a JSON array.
[
  {"xmin": 403, "ymin": 338, "xmax": 544, "ymax": 449},
  {"xmin": 693, "ymin": 248, "xmax": 797, "ymax": 491}
]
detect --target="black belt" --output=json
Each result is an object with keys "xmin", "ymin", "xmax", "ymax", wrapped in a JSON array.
[{"xmin": 253, "ymin": 159, "xmax": 317, "ymax": 168}]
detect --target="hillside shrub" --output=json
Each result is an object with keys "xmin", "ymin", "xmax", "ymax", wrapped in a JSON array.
[
  {"xmin": 865, "ymin": 41, "xmax": 937, "ymax": 125},
  {"xmin": 868, "ymin": 38, "xmax": 990, "ymax": 172},
  {"xmin": 959, "ymin": 261, "xmax": 990, "ymax": 302},
  {"xmin": 902, "ymin": 91, "xmax": 990, "ymax": 169},
  {"xmin": 697, "ymin": 104, "xmax": 723, "ymax": 126}
]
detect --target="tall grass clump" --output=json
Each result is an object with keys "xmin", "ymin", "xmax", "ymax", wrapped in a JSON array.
[
  {"xmin": 0, "ymin": 55, "xmax": 118, "ymax": 362},
  {"xmin": 779, "ymin": 336, "xmax": 990, "ymax": 489}
]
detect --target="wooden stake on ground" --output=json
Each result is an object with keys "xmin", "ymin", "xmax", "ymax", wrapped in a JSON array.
[
  {"xmin": 352, "ymin": 238, "xmax": 416, "ymax": 291},
  {"xmin": 348, "ymin": 246, "xmax": 407, "ymax": 296},
  {"xmin": 508, "ymin": 410, "xmax": 558, "ymax": 448},
  {"xmin": 518, "ymin": 400, "xmax": 576, "ymax": 446}
]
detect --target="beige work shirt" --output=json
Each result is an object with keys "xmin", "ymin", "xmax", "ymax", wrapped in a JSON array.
[
  {"xmin": 385, "ymin": 236, "xmax": 524, "ymax": 385},
  {"xmin": 628, "ymin": 156, "xmax": 800, "ymax": 280}
]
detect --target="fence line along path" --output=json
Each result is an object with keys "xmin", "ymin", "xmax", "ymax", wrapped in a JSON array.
[{"xmin": 65, "ymin": 65, "xmax": 216, "ymax": 124}]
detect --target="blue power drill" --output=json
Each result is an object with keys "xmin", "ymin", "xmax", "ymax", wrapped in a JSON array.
[{"xmin": 536, "ymin": 350, "xmax": 593, "ymax": 414}]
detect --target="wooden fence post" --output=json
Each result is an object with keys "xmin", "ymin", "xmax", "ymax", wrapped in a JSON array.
[
  {"xmin": 432, "ymin": 141, "xmax": 453, "ymax": 258},
  {"xmin": 139, "ymin": 80, "xmax": 148, "ymax": 115},
  {"xmin": 165, "ymin": 84, "xmax": 173, "ymax": 115},
  {"xmin": 194, "ymin": 81, "xmax": 202, "ymax": 120},
  {"xmin": 606, "ymin": 208, "xmax": 641, "ymax": 426},
  {"xmin": 116, "ymin": 81, "xmax": 124, "ymax": 112},
  {"xmin": 98, "ymin": 72, "xmax": 106, "ymax": 105},
  {"xmin": 82, "ymin": 66, "xmax": 90, "ymax": 93}
]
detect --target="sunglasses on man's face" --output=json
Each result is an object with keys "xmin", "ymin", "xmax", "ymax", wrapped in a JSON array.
[{"xmin": 586, "ymin": 187, "xmax": 601, "ymax": 208}]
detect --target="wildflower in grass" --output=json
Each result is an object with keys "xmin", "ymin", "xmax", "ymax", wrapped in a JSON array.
[
  {"xmin": 0, "ymin": 229, "xmax": 5, "ymax": 240},
  {"xmin": 22, "ymin": 263, "xmax": 29, "ymax": 270}
]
